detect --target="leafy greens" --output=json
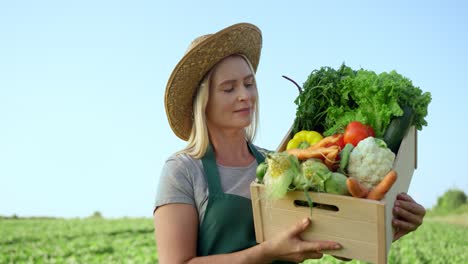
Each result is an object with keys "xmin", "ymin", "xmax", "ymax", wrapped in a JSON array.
[{"xmin": 292, "ymin": 64, "xmax": 432, "ymax": 138}]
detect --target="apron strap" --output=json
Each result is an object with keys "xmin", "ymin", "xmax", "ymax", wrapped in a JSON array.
[
  {"xmin": 201, "ymin": 143, "xmax": 223, "ymax": 195},
  {"xmin": 201, "ymin": 141, "xmax": 264, "ymax": 195},
  {"xmin": 247, "ymin": 141, "xmax": 265, "ymax": 164}
]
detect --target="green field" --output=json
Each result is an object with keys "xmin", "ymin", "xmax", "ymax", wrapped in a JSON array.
[
  {"xmin": 0, "ymin": 218, "xmax": 157, "ymax": 263},
  {"xmin": 1, "ymin": 216, "xmax": 467, "ymax": 263}
]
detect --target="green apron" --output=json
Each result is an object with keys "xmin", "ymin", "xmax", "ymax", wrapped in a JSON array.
[
  {"xmin": 197, "ymin": 142, "xmax": 262, "ymax": 255},
  {"xmin": 198, "ymin": 142, "xmax": 293, "ymax": 263}
]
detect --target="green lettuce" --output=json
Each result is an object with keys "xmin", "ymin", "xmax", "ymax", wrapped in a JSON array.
[{"xmin": 292, "ymin": 64, "xmax": 432, "ymax": 137}]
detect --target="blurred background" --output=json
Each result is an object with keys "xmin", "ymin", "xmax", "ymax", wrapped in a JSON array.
[
  {"xmin": 1, "ymin": 0, "xmax": 467, "ymax": 219},
  {"xmin": 1, "ymin": 1, "xmax": 467, "ymax": 263}
]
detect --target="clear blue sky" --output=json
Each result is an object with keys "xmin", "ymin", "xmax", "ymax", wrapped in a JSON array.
[{"xmin": 1, "ymin": 0, "xmax": 467, "ymax": 218}]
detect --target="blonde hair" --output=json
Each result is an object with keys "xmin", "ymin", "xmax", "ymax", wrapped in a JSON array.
[{"xmin": 180, "ymin": 55, "xmax": 259, "ymax": 159}]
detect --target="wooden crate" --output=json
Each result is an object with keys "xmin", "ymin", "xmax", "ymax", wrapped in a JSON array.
[{"xmin": 250, "ymin": 126, "xmax": 417, "ymax": 264}]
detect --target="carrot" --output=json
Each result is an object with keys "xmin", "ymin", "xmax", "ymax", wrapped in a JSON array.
[
  {"xmin": 323, "ymin": 147, "xmax": 340, "ymax": 170},
  {"xmin": 346, "ymin": 177, "xmax": 369, "ymax": 198},
  {"xmin": 287, "ymin": 146, "xmax": 339, "ymax": 161},
  {"xmin": 366, "ymin": 170, "xmax": 398, "ymax": 200},
  {"xmin": 312, "ymin": 134, "xmax": 342, "ymax": 149}
]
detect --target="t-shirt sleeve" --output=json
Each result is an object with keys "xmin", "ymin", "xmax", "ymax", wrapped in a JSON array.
[{"xmin": 154, "ymin": 156, "xmax": 196, "ymax": 211}]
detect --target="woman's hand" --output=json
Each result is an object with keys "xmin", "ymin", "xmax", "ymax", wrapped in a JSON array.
[
  {"xmin": 392, "ymin": 193, "xmax": 426, "ymax": 241},
  {"xmin": 261, "ymin": 217, "xmax": 342, "ymax": 263}
]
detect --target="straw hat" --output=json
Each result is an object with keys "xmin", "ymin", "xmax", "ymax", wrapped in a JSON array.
[{"xmin": 164, "ymin": 23, "xmax": 262, "ymax": 141}]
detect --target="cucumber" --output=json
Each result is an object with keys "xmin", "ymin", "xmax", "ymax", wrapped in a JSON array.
[
  {"xmin": 338, "ymin": 143, "xmax": 354, "ymax": 174},
  {"xmin": 383, "ymin": 105, "xmax": 415, "ymax": 154}
]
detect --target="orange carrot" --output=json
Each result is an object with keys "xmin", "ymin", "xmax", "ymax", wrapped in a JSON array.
[
  {"xmin": 313, "ymin": 134, "xmax": 342, "ymax": 149},
  {"xmin": 366, "ymin": 170, "xmax": 398, "ymax": 200},
  {"xmin": 324, "ymin": 148, "xmax": 340, "ymax": 170},
  {"xmin": 346, "ymin": 177, "xmax": 369, "ymax": 198},
  {"xmin": 287, "ymin": 146, "xmax": 339, "ymax": 161}
]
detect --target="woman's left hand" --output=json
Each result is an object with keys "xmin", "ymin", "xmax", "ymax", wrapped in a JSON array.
[{"xmin": 392, "ymin": 193, "xmax": 426, "ymax": 241}]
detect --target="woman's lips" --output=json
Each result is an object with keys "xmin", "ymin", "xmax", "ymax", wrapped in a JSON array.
[{"xmin": 234, "ymin": 107, "xmax": 251, "ymax": 114}]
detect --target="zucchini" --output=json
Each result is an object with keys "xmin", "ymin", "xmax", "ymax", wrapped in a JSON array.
[
  {"xmin": 338, "ymin": 143, "xmax": 354, "ymax": 174},
  {"xmin": 383, "ymin": 105, "xmax": 415, "ymax": 154}
]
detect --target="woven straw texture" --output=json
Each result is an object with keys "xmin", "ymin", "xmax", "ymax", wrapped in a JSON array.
[{"xmin": 164, "ymin": 23, "xmax": 262, "ymax": 141}]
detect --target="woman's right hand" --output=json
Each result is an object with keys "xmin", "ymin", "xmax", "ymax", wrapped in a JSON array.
[{"xmin": 261, "ymin": 217, "xmax": 342, "ymax": 263}]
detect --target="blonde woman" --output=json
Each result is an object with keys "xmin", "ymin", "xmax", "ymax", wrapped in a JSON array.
[{"xmin": 153, "ymin": 23, "xmax": 425, "ymax": 263}]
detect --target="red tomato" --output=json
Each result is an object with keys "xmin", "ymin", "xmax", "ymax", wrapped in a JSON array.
[
  {"xmin": 366, "ymin": 124, "xmax": 375, "ymax": 137},
  {"xmin": 343, "ymin": 121, "xmax": 375, "ymax": 146}
]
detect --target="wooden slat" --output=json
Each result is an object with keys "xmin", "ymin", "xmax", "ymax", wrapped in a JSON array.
[
  {"xmin": 252, "ymin": 183, "xmax": 384, "ymax": 222},
  {"xmin": 259, "ymin": 206, "xmax": 379, "ymax": 242},
  {"xmin": 250, "ymin": 183, "xmax": 264, "ymax": 242},
  {"xmin": 377, "ymin": 202, "xmax": 387, "ymax": 264},
  {"xmin": 263, "ymin": 225, "xmax": 379, "ymax": 263},
  {"xmin": 414, "ymin": 128, "xmax": 418, "ymax": 169},
  {"xmin": 382, "ymin": 126, "xmax": 416, "ymax": 259}
]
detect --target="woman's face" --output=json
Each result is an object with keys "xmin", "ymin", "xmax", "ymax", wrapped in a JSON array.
[{"xmin": 206, "ymin": 55, "xmax": 257, "ymax": 133}]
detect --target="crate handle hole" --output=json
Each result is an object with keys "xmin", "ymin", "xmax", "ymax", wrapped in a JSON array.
[{"xmin": 293, "ymin": 200, "xmax": 339, "ymax": 212}]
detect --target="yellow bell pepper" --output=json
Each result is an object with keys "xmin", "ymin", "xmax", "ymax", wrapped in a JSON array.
[{"xmin": 286, "ymin": 130, "xmax": 323, "ymax": 150}]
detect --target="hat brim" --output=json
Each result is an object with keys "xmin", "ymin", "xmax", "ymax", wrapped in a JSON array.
[{"xmin": 165, "ymin": 23, "xmax": 262, "ymax": 141}]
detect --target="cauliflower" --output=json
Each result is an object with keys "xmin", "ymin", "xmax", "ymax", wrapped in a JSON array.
[{"xmin": 347, "ymin": 137, "xmax": 395, "ymax": 189}]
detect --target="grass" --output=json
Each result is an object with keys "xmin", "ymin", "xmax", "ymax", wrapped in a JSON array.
[
  {"xmin": 1, "ymin": 213, "xmax": 467, "ymax": 263},
  {"xmin": 0, "ymin": 217, "xmax": 157, "ymax": 264}
]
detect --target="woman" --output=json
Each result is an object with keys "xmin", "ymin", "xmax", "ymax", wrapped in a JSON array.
[{"xmin": 154, "ymin": 23, "xmax": 425, "ymax": 263}]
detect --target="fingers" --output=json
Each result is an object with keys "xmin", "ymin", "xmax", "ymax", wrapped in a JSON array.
[
  {"xmin": 279, "ymin": 217, "xmax": 342, "ymax": 262},
  {"xmin": 393, "ymin": 203, "xmax": 423, "ymax": 226},
  {"xmin": 305, "ymin": 251, "xmax": 324, "ymax": 259},
  {"xmin": 392, "ymin": 194, "xmax": 426, "ymax": 241},
  {"xmin": 289, "ymin": 217, "xmax": 311, "ymax": 237},
  {"xmin": 397, "ymin": 192, "xmax": 415, "ymax": 202},
  {"xmin": 392, "ymin": 215, "xmax": 419, "ymax": 234},
  {"xmin": 288, "ymin": 241, "xmax": 340, "ymax": 262},
  {"xmin": 396, "ymin": 193, "xmax": 426, "ymax": 214},
  {"xmin": 302, "ymin": 240, "xmax": 342, "ymax": 252},
  {"xmin": 394, "ymin": 198, "xmax": 426, "ymax": 217},
  {"xmin": 293, "ymin": 252, "xmax": 323, "ymax": 260},
  {"xmin": 289, "ymin": 218, "xmax": 342, "ymax": 251},
  {"xmin": 286, "ymin": 251, "xmax": 324, "ymax": 263},
  {"xmin": 393, "ymin": 229, "xmax": 405, "ymax": 241}
]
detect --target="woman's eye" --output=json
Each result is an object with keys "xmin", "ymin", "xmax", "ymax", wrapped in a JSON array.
[
  {"xmin": 245, "ymin": 83, "xmax": 254, "ymax": 88},
  {"xmin": 224, "ymin": 87, "xmax": 234, "ymax": 93}
]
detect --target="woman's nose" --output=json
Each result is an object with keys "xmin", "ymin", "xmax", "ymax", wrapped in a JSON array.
[{"xmin": 237, "ymin": 86, "xmax": 251, "ymax": 101}]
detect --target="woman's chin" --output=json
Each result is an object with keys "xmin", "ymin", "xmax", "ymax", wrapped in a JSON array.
[{"xmin": 229, "ymin": 119, "xmax": 252, "ymax": 130}]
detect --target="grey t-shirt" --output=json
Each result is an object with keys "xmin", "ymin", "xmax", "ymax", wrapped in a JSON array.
[{"xmin": 154, "ymin": 148, "xmax": 265, "ymax": 224}]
